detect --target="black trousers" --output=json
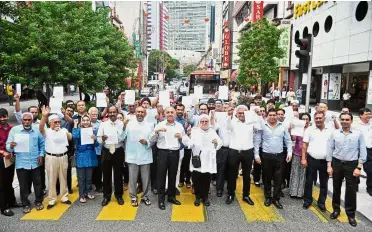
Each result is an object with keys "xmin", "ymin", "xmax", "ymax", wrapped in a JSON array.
[
  {"xmin": 0, "ymin": 160, "xmax": 16, "ymax": 210},
  {"xmin": 40, "ymin": 163, "xmax": 46, "ymax": 191},
  {"xmin": 92, "ymin": 155, "xmax": 103, "ymax": 190},
  {"xmin": 216, "ymin": 147, "xmax": 229, "ymax": 191},
  {"xmin": 192, "ymin": 171, "xmax": 211, "ymax": 200},
  {"xmin": 102, "ymin": 147, "xmax": 124, "ymax": 199},
  {"xmin": 180, "ymin": 148, "xmax": 192, "ymax": 184},
  {"xmin": 281, "ymin": 147, "xmax": 291, "ymax": 186},
  {"xmin": 150, "ymin": 145, "xmax": 158, "ymax": 190},
  {"xmin": 253, "ymin": 148, "xmax": 264, "ymax": 183},
  {"xmin": 332, "ymin": 158, "xmax": 358, "ymax": 218},
  {"xmin": 17, "ymin": 167, "xmax": 43, "ymax": 206},
  {"xmin": 157, "ymin": 149, "xmax": 179, "ymax": 203},
  {"xmin": 122, "ymin": 152, "xmax": 129, "ymax": 184},
  {"xmin": 262, "ymin": 153, "xmax": 284, "ymax": 200},
  {"xmin": 364, "ymin": 148, "xmax": 372, "ymax": 193},
  {"xmin": 227, "ymin": 148, "xmax": 254, "ymax": 197},
  {"xmin": 303, "ymin": 155, "xmax": 328, "ymax": 206}
]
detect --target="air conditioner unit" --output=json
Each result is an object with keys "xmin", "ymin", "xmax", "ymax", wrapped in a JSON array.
[{"xmin": 314, "ymin": 68, "xmax": 323, "ymax": 75}]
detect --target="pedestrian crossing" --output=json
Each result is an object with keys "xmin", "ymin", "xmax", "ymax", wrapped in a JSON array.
[{"xmin": 19, "ymin": 176, "xmax": 355, "ymax": 223}]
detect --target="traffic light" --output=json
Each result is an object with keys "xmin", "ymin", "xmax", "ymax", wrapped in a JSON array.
[{"xmin": 295, "ymin": 35, "xmax": 312, "ymax": 73}]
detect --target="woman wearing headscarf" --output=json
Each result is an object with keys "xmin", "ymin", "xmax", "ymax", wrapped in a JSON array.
[{"xmin": 183, "ymin": 114, "xmax": 222, "ymax": 207}]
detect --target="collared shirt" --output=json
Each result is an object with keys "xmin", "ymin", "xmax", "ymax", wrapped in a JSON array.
[
  {"xmin": 354, "ymin": 121, "xmax": 372, "ymax": 148},
  {"xmin": 227, "ymin": 117, "xmax": 257, "ymax": 151},
  {"xmin": 326, "ymin": 129, "xmax": 367, "ymax": 163},
  {"xmin": 0, "ymin": 123, "xmax": 13, "ymax": 157},
  {"xmin": 91, "ymin": 120, "xmax": 102, "ymax": 155},
  {"xmin": 150, "ymin": 120, "xmax": 185, "ymax": 150},
  {"xmin": 15, "ymin": 111, "xmax": 40, "ymax": 127},
  {"xmin": 45, "ymin": 128, "xmax": 69, "ymax": 154},
  {"xmin": 97, "ymin": 119, "xmax": 124, "ymax": 149},
  {"xmin": 303, "ymin": 126, "xmax": 333, "ymax": 159},
  {"xmin": 254, "ymin": 122, "xmax": 292, "ymax": 159},
  {"xmin": 6, "ymin": 125, "xmax": 45, "ymax": 169},
  {"xmin": 216, "ymin": 114, "xmax": 231, "ymax": 147}
]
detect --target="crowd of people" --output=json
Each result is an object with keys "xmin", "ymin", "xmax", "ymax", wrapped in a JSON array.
[{"xmin": 0, "ymin": 89, "xmax": 371, "ymax": 228}]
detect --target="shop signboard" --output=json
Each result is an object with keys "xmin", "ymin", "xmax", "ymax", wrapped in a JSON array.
[
  {"xmin": 328, "ymin": 73, "xmax": 341, "ymax": 100},
  {"xmin": 321, "ymin": 73, "xmax": 329, "ymax": 100}
]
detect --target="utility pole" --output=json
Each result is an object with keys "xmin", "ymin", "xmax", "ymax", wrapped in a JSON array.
[{"xmin": 304, "ymin": 35, "xmax": 313, "ymax": 112}]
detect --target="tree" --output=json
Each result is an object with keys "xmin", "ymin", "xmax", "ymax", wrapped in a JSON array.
[
  {"xmin": 148, "ymin": 50, "xmax": 179, "ymax": 80},
  {"xmin": 0, "ymin": 2, "xmax": 135, "ymax": 97},
  {"xmin": 183, "ymin": 64, "xmax": 201, "ymax": 77},
  {"xmin": 237, "ymin": 17, "xmax": 284, "ymax": 88}
]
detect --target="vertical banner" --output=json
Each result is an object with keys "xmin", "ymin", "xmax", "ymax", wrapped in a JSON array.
[
  {"xmin": 222, "ymin": 28, "xmax": 230, "ymax": 69},
  {"xmin": 278, "ymin": 20, "xmax": 291, "ymax": 67},
  {"xmin": 252, "ymin": 1, "xmax": 263, "ymax": 22},
  {"xmin": 367, "ymin": 71, "xmax": 372, "ymax": 104},
  {"xmin": 328, "ymin": 73, "xmax": 341, "ymax": 100},
  {"xmin": 321, "ymin": 73, "xmax": 329, "ymax": 100}
]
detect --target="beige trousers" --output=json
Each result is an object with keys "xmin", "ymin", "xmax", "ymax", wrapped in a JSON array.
[{"xmin": 45, "ymin": 155, "xmax": 69, "ymax": 205}]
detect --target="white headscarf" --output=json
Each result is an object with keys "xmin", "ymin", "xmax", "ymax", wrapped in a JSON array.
[{"xmin": 198, "ymin": 114, "xmax": 210, "ymax": 130}]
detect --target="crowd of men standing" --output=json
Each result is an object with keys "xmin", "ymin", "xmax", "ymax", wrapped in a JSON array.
[{"xmin": 0, "ymin": 89, "xmax": 371, "ymax": 228}]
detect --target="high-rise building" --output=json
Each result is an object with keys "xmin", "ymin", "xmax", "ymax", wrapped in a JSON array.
[
  {"xmin": 144, "ymin": 1, "xmax": 168, "ymax": 54},
  {"xmin": 164, "ymin": 1, "xmax": 211, "ymax": 52}
]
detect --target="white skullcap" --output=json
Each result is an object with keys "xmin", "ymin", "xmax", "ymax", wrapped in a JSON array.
[
  {"xmin": 48, "ymin": 114, "xmax": 59, "ymax": 121},
  {"xmin": 198, "ymin": 114, "xmax": 210, "ymax": 124}
]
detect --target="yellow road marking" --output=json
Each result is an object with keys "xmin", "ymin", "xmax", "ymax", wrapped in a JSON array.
[
  {"xmin": 22, "ymin": 177, "xmax": 79, "ymax": 220},
  {"xmin": 171, "ymin": 186, "xmax": 205, "ymax": 222},
  {"xmin": 236, "ymin": 177, "xmax": 284, "ymax": 222},
  {"xmin": 309, "ymin": 205, "xmax": 329, "ymax": 223},
  {"xmin": 96, "ymin": 192, "xmax": 138, "ymax": 221}
]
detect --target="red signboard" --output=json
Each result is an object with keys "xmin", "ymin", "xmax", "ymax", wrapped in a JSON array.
[
  {"xmin": 223, "ymin": 28, "xmax": 230, "ymax": 69},
  {"xmin": 252, "ymin": 1, "xmax": 263, "ymax": 22}
]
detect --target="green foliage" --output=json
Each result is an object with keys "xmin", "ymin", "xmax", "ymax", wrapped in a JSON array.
[
  {"xmin": 237, "ymin": 18, "xmax": 284, "ymax": 88},
  {"xmin": 0, "ymin": 2, "xmax": 136, "ymax": 95},
  {"xmin": 148, "ymin": 50, "xmax": 179, "ymax": 80},
  {"xmin": 183, "ymin": 64, "xmax": 202, "ymax": 77}
]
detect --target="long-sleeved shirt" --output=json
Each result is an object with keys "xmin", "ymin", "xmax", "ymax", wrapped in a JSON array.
[
  {"xmin": 254, "ymin": 121, "xmax": 292, "ymax": 159},
  {"xmin": 150, "ymin": 120, "xmax": 186, "ymax": 150},
  {"xmin": 6, "ymin": 125, "xmax": 45, "ymax": 169},
  {"xmin": 326, "ymin": 129, "xmax": 367, "ymax": 163},
  {"xmin": 97, "ymin": 119, "xmax": 125, "ymax": 149},
  {"xmin": 91, "ymin": 120, "xmax": 102, "ymax": 155},
  {"xmin": 72, "ymin": 128, "xmax": 98, "ymax": 168},
  {"xmin": 122, "ymin": 119, "xmax": 153, "ymax": 165},
  {"xmin": 354, "ymin": 121, "xmax": 372, "ymax": 148},
  {"xmin": 226, "ymin": 117, "xmax": 258, "ymax": 151}
]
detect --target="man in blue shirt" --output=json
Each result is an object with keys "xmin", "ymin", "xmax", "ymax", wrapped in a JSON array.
[{"xmin": 6, "ymin": 112, "xmax": 45, "ymax": 214}]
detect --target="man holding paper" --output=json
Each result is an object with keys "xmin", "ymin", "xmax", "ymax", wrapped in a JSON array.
[
  {"xmin": 97, "ymin": 105, "xmax": 125, "ymax": 207},
  {"xmin": 6, "ymin": 112, "xmax": 45, "ymax": 214}
]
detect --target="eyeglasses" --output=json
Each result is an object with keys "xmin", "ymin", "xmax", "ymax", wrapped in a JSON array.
[
  {"xmin": 200, "ymin": 121, "xmax": 209, "ymax": 123},
  {"xmin": 53, "ymin": 121, "xmax": 61, "ymax": 124}
]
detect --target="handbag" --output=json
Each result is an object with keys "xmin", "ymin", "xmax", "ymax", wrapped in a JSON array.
[{"xmin": 191, "ymin": 151, "xmax": 201, "ymax": 168}]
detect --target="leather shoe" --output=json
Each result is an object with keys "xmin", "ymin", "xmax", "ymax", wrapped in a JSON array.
[
  {"xmin": 242, "ymin": 197, "xmax": 254, "ymax": 205},
  {"xmin": 225, "ymin": 195, "xmax": 234, "ymax": 205},
  {"xmin": 168, "ymin": 198, "xmax": 181, "ymax": 205},
  {"xmin": 273, "ymin": 200, "xmax": 283, "ymax": 209},
  {"xmin": 217, "ymin": 190, "xmax": 222, "ymax": 197},
  {"xmin": 1, "ymin": 209, "xmax": 14, "ymax": 217},
  {"xmin": 264, "ymin": 198, "xmax": 272, "ymax": 207},
  {"xmin": 101, "ymin": 198, "xmax": 110, "ymax": 207},
  {"xmin": 317, "ymin": 204, "xmax": 326, "ymax": 212},
  {"xmin": 348, "ymin": 217, "xmax": 357, "ymax": 227},
  {"xmin": 47, "ymin": 204, "xmax": 55, "ymax": 210},
  {"xmin": 203, "ymin": 198, "xmax": 210, "ymax": 207},
  {"xmin": 330, "ymin": 211, "xmax": 340, "ymax": 219},
  {"xmin": 158, "ymin": 202, "xmax": 166, "ymax": 210},
  {"xmin": 303, "ymin": 203, "xmax": 311, "ymax": 209},
  {"xmin": 62, "ymin": 200, "xmax": 71, "ymax": 205},
  {"xmin": 152, "ymin": 189, "xmax": 158, "ymax": 195},
  {"xmin": 194, "ymin": 199, "xmax": 201, "ymax": 206},
  {"xmin": 117, "ymin": 198, "xmax": 124, "ymax": 205},
  {"xmin": 9, "ymin": 202, "xmax": 22, "ymax": 208}
]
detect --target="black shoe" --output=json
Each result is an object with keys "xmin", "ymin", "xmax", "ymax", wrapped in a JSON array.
[
  {"xmin": 217, "ymin": 190, "xmax": 222, "ymax": 197},
  {"xmin": 368, "ymin": 191, "xmax": 372, "ymax": 197},
  {"xmin": 176, "ymin": 188, "xmax": 180, "ymax": 196},
  {"xmin": 203, "ymin": 198, "xmax": 210, "ymax": 207},
  {"xmin": 194, "ymin": 199, "xmax": 201, "ymax": 206},
  {"xmin": 280, "ymin": 191, "xmax": 284, "ymax": 197},
  {"xmin": 1, "ymin": 209, "xmax": 14, "ymax": 216},
  {"xmin": 348, "ymin": 217, "xmax": 357, "ymax": 227},
  {"xmin": 303, "ymin": 203, "xmax": 311, "ymax": 209},
  {"xmin": 242, "ymin": 197, "xmax": 254, "ymax": 205},
  {"xmin": 152, "ymin": 189, "xmax": 158, "ymax": 195},
  {"xmin": 158, "ymin": 202, "xmax": 165, "ymax": 210},
  {"xmin": 9, "ymin": 202, "xmax": 22, "ymax": 208},
  {"xmin": 330, "ymin": 211, "xmax": 340, "ymax": 219},
  {"xmin": 273, "ymin": 200, "xmax": 283, "ymax": 209},
  {"xmin": 225, "ymin": 195, "xmax": 234, "ymax": 204},
  {"xmin": 117, "ymin": 198, "xmax": 124, "ymax": 205},
  {"xmin": 47, "ymin": 204, "xmax": 55, "ymax": 210},
  {"xmin": 254, "ymin": 182, "xmax": 260, "ymax": 187},
  {"xmin": 101, "ymin": 198, "xmax": 110, "ymax": 206},
  {"xmin": 68, "ymin": 189, "xmax": 73, "ymax": 194},
  {"xmin": 62, "ymin": 200, "xmax": 71, "ymax": 205},
  {"xmin": 317, "ymin": 204, "xmax": 326, "ymax": 212},
  {"xmin": 264, "ymin": 198, "xmax": 272, "ymax": 207},
  {"xmin": 168, "ymin": 198, "xmax": 181, "ymax": 205}
]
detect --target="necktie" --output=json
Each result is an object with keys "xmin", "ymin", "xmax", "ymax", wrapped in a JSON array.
[{"xmin": 109, "ymin": 122, "xmax": 116, "ymax": 154}]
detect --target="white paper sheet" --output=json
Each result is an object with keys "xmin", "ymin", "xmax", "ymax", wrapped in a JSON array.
[
  {"xmin": 104, "ymin": 128, "xmax": 118, "ymax": 145},
  {"xmin": 201, "ymin": 135, "xmax": 214, "ymax": 149},
  {"xmin": 14, "ymin": 134, "xmax": 30, "ymax": 153},
  {"xmin": 291, "ymin": 119, "xmax": 306, "ymax": 136},
  {"xmin": 165, "ymin": 127, "xmax": 179, "ymax": 148},
  {"xmin": 96, "ymin": 93, "xmax": 107, "ymax": 107},
  {"xmin": 218, "ymin": 86, "xmax": 229, "ymax": 100},
  {"xmin": 129, "ymin": 130, "xmax": 142, "ymax": 143},
  {"xmin": 250, "ymin": 105, "xmax": 260, "ymax": 112},
  {"xmin": 159, "ymin": 90, "xmax": 170, "ymax": 107},
  {"xmin": 194, "ymin": 86, "xmax": 203, "ymax": 99},
  {"xmin": 16, "ymin": 83, "xmax": 21, "ymax": 96},
  {"xmin": 53, "ymin": 86, "xmax": 64, "ymax": 99},
  {"xmin": 146, "ymin": 108, "xmax": 157, "ymax": 124},
  {"xmin": 81, "ymin": 128, "xmax": 94, "ymax": 145},
  {"xmin": 125, "ymin": 90, "xmax": 135, "ymax": 105},
  {"xmin": 190, "ymin": 94, "xmax": 198, "ymax": 106},
  {"xmin": 182, "ymin": 96, "xmax": 192, "ymax": 108},
  {"xmin": 53, "ymin": 131, "xmax": 69, "ymax": 146},
  {"xmin": 49, "ymin": 98, "xmax": 62, "ymax": 114},
  {"xmin": 215, "ymin": 112, "xmax": 228, "ymax": 123},
  {"xmin": 244, "ymin": 111, "xmax": 260, "ymax": 124},
  {"xmin": 284, "ymin": 106, "xmax": 294, "ymax": 122}
]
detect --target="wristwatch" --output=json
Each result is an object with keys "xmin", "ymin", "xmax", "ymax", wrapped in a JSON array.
[{"xmin": 356, "ymin": 167, "xmax": 362, "ymax": 170}]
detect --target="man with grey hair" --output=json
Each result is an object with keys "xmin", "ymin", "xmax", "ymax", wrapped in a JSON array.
[
  {"xmin": 39, "ymin": 106, "xmax": 72, "ymax": 209},
  {"xmin": 6, "ymin": 113, "xmax": 45, "ymax": 213}
]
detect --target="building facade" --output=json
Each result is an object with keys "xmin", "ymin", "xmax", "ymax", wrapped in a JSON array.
[
  {"xmin": 291, "ymin": 1, "xmax": 372, "ymax": 110},
  {"xmin": 144, "ymin": 1, "xmax": 168, "ymax": 54}
]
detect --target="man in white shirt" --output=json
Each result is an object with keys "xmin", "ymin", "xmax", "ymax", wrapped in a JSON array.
[
  {"xmin": 150, "ymin": 107, "xmax": 186, "ymax": 210},
  {"xmin": 343, "ymin": 90, "xmax": 351, "ymax": 108},
  {"xmin": 225, "ymin": 105, "xmax": 258, "ymax": 205},
  {"xmin": 318, "ymin": 103, "xmax": 339, "ymax": 129},
  {"xmin": 302, "ymin": 111, "xmax": 332, "ymax": 212},
  {"xmin": 39, "ymin": 107, "xmax": 72, "ymax": 209},
  {"xmin": 97, "ymin": 105, "xmax": 125, "ymax": 207},
  {"xmin": 273, "ymin": 87, "xmax": 281, "ymax": 102}
]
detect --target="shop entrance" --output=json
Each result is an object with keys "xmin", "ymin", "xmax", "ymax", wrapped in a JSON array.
[{"xmin": 344, "ymin": 72, "xmax": 368, "ymax": 111}]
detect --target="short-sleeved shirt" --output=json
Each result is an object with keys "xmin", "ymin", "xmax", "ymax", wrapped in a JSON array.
[
  {"xmin": 303, "ymin": 126, "xmax": 332, "ymax": 159},
  {"xmin": 45, "ymin": 128, "xmax": 69, "ymax": 154}
]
